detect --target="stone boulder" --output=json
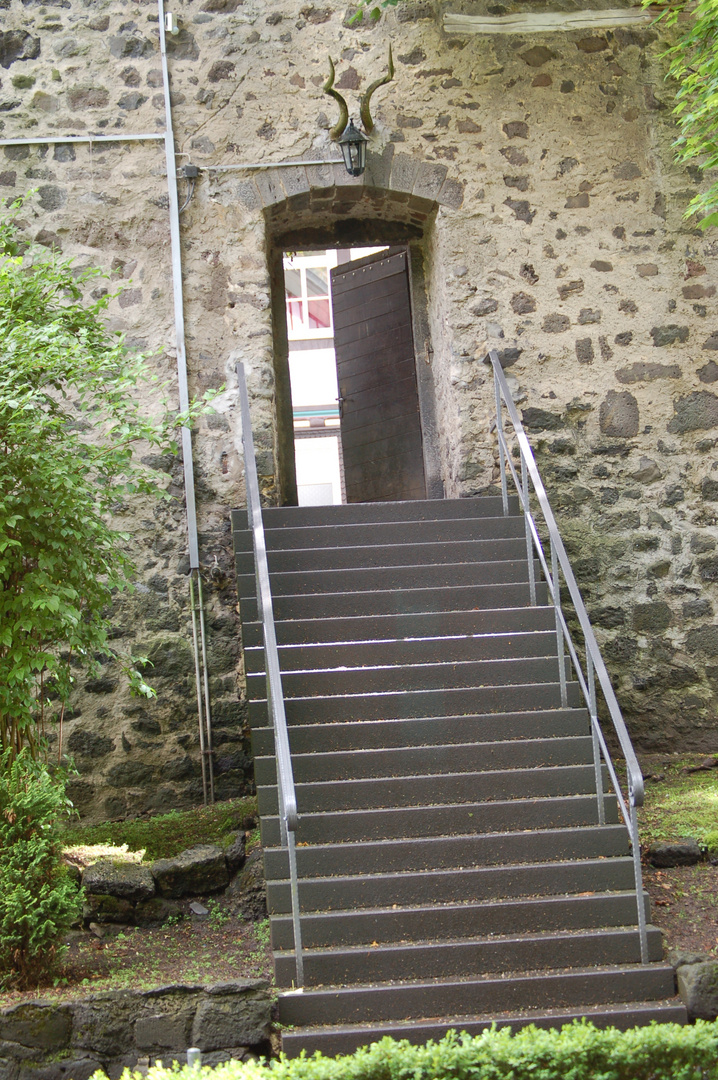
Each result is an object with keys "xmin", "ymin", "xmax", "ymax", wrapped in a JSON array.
[
  {"xmin": 227, "ymin": 849, "xmax": 266, "ymax": 920},
  {"xmin": 677, "ymin": 960, "xmax": 718, "ymax": 1020},
  {"xmin": 645, "ymin": 839, "xmax": 702, "ymax": 867},
  {"xmin": 152, "ymin": 845, "xmax": 229, "ymax": 898},
  {"xmin": 82, "ymin": 861, "xmax": 156, "ymax": 902},
  {"xmin": 224, "ymin": 832, "xmax": 246, "ymax": 876}
]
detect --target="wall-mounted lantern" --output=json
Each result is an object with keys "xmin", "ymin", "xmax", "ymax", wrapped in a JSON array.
[
  {"xmin": 324, "ymin": 46, "xmax": 394, "ymax": 177},
  {"xmin": 338, "ymin": 120, "xmax": 367, "ymax": 177}
]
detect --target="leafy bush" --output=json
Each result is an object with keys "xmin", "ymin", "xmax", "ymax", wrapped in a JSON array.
[
  {"xmin": 0, "ymin": 196, "xmax": 210, "ymax": 759},
  {"xmin": 103, "ymin": 1023, "xmax": 718, "ymax": 1080},
  {"xmin": 0, "ymin": 749, "xmax": 83, "ymax": 987}
]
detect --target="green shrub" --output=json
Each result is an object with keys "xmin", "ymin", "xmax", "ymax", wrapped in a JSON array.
[
  {"xmin": 0, "ymin": 749, "xmax": 83, "ymax": 987},
  {"xmin": 101, "ymin": 1023, "xmax": 718, "ymax": 1080}
]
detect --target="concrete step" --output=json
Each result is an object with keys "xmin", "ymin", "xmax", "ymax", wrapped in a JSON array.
[
  {"xmin": 251, "ymin": 708, "xmax": 590, "ymax": 756},
  {"xmin": 239, "ymin": 580, "xmax": 549, "ymax": 622},
  {"xmin": 270, "ymin": 891, "xmax": 650, "ymax": 950},
  {"xmin": 242, "ymin": 605, "xmax": 556, "ymax": 648},
  {"xmin": 236, "ymin": 559, "xmax": 543, "ymax": 601},
  {"xmin": 277, "ymin": 964, "xmax": 677, "ymax": 1027},
  {"xmin": 255, "ymin": 737, "xmax": 595, "ymax": 785},
  {"xmin": 249, "ymin": 681, "xmax": 581, "ymax": 727},
  {"xmin": 274, "ymin": 926, "xmax": 664, "ymax": 987},
  {"xmin": 258, "ymin": 762, "xmax": 606, "ymax": 816},
  {"xmin": 235, "ymin": 514, "xmax": 529, "ymax": 552},
  {"xmin": 247, "ymin": 656, "xmax": 569, "ymax": 703},
  {"xmin": 259, "ymin": 793, "xmax": 618, "ymax": 847},
  {"xmin": 236, "ymin": 536, "xmax": 530, "ymax": 575},
  {"xmin": 244, "ymin": 629, "xmax": 560, "ymax": 675},
  {"xmin": 266, "ymin": 856, "xmax": 637, "ymax": 914},
  {"xmin": 278, "ymin": 1000, "xmax": 688, "ymax": 1058},
  {"xmin": 231, "ymin": 498, "xmax": 522, "ymax": 541},
  {"xmin": 263, "ymin": 825, "xmax": 629, "ymax": 880}
]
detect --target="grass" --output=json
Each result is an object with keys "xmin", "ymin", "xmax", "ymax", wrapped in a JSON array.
[
  {"xmin": 638, "ymin": 758, "xmax": 718, "ymax": 848},
  {"xmin": 60, "ymin": 797, "xmax": 258, "ymax": 863}
]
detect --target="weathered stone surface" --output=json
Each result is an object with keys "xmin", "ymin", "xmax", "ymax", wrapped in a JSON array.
[
  {"xmin": 152, "ymin": 845, "xmax": 229, "ymax": 898},
  {"xmin": 542, "ymin": 313, "xmax": 570, "ymax": 333},
  {"xmin": 67, "ymin": 730, "xmax": 115, "ymax": 758},
  {"xmin": 190, "ymin": 984, "xmax": 270, "ymax": 1051},
  {"xmin": 677, "ymin": 961, "xmax": 718, "ymax": 1020},
  {"xmin": 630, "ymin": 457, "xmax": 661, "ymax": 484},
  {"xmin": 616, "ymin": 362, "xmax": 680, "ymax": 383},
  {"xmin": 651, "ymin": 325, "xmax": 689, "ymax": 347},
  {"xmin": 224, "ymin": 833, "xmax": 246, "ymax": 876},
  {"xmin": 686, "ymin": 625, "xmax": 718, "ymax": 656},
  {"xmin": 521, "ymin": 408, "xmax": 564, "ymax": 431},
  {"xmin": 0, "ymin": 1006, "xmax": 71, "ymax": 1051},
  {"xmin": 83, "ymin": 894, "xmax": 134, "ymax": 924},
  {"xmin": 0, "ymin": 31, "xmax": 40, "ymax": 69},
  {"xmin": 668, "ymin": 391, "xmax": 718, "ymax": 433},
  {"xmin": 599, "ymin": 391, "xmax": 639, "ymax": 438},
  {"xmin": 134, "ymin": 1013, "xmax": 191, "ymax": 1051},
  {"xmin": 82, "ymin": 861, "xmax": 155, "ymax": 903},
  {"xmin": 633, "ymin": 602, "xmax": 672, "ymax": 633},
  {"xmin": 646, "ymin": 839, "xmax": 702, "ymax": 867},
  {"xmin": 511, "ymin": 291, "xmax": 536, "ymax": 314},
  {"xmin": 227, "ymin": 850, "xmax": 266, "ymax": 920},
  {"xmin": 471, "ymin": 298, "xmax": 498, "ymax": 316}
]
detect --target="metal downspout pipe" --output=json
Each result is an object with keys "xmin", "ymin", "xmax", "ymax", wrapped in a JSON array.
[{"xmin": 158, "ymin": 0, "xmax": 215, "ymax": 802}]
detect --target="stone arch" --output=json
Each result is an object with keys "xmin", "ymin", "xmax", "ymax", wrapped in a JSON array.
[{"xmin": 247, "ymin": 148, "xmax": 464, "ymax": 503}]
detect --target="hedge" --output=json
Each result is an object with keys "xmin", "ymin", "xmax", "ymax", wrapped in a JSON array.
[{"xmin": 101, "ymin": 1021, "xmax": 718, "ymax": 1080}]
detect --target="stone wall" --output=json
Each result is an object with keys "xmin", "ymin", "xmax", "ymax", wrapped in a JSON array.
[
  {"xmin": 0, "ymin": 981, "xmax": 271, "ymax": 1080},
  {"xmin": 2, "ymin": 0, "xmax": 718, "ymax": 811}
]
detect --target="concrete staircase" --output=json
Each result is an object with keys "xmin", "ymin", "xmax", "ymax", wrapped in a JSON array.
[{"xmin": 231, "ymin": 496, "xmax": 685, "ymax": 1058}]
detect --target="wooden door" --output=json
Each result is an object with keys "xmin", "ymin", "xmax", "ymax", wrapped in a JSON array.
[{"xmin": 331, "ymin": 249, "xmax": 426, "ymax": 503}]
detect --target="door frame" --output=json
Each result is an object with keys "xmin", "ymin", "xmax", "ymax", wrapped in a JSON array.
[{"xmin": 268, "ymin": 237, "xmax": 443, "ymax": 505}]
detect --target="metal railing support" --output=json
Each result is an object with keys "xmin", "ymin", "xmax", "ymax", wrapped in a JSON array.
[
  {"xmin": 494, "ymin": 372, "xmax": 509, "ymax": 516},
  {"xmin": 487, "ymin": 349, "xmax": 648, "ymax": 966},
  {"xmin": 236, "ymin": 362, "xmax": 304, "ymax": 984}
]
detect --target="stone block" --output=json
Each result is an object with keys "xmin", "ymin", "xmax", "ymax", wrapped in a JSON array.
[
  {"xmin": 389, "ymin": 153, "xmax": 420, "ymax": 195},
  {"xmin": 678, "ymin": 961, "xmax": 718, "ymax": 1020},
  {"xmin": 70, "ymin": 995, "xmax": 141, "ymax": 1057},
  {"xmin": 412, "ymin": 161, "xmax": 448, "ymax": 202},
  {"xmin": 253, "ymin": 171, "xmax": 285, "ymax": 208},
  {"xmin": 190, "ymin": 992, "xmax": 270, "ymax": 1052},
  {"xmin": 83, "ymin": 862, "xmax": 155, "ymax": 903},
  {"xmin": 152, "ymin": 845, "xmax": 229, "ymax": 898},
  {"xmin": 651, "ymin": 324, "xmax": 689, "ymax": 347},
  {"xmin": 668, "ymin": 391, "xmax": 718, "ymax": 433},
  {"xmin": 599, "ymin": 390, "xmax": 639, "ymax": 438},
  {"xmin": 235, "ymin": 181, "xmax": 260, "ymax": 211},
  {"xmin": 18, "ymin": 1059, "xmax": 101, "ymax": 1080},
  {"xmin": 83, "ymin": 894, "xmax": 134, "ymax": 925},
  {"xmin": 305, "ymin": 161, "xmax": 334, "ymax": 189},
  {"xmin": 364, "ymin": 144, "xmax": 394, "ymax": 190},
  {"xmin": 134, "ymin": 1014, "xmax": 191, "ymax": 1051},
  {"xmin": 0, "ymin": 1007, "xmax": 72, "ymax": 1052},
  {"xmin": 646, "ymin": 839, "xmax": 701, "ymax": 867},
  {"xmin": 633, "ymin": 602, "xmax": 672, "ymax": 633},
  {"xmin": 279, "ymin": 167, "xmax": 309, "ymax": 199}
]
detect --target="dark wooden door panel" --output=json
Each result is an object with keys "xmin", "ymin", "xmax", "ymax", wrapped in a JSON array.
[{"xmin": 331, "ymin": 249, "xmax": 426, "ymax": 504}]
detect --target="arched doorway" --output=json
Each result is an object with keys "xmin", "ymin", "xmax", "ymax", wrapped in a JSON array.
[{"xmin": 259, "ymin": 148, "xmax": 464, "ymax": 505}]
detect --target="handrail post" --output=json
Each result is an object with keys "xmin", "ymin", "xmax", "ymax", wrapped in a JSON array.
[
  {"xmin": 520, "ymin": 450, "xmax": 537, "ymax": 605},
  {"xmin": 587, "ymin": 654, "xmax": 606, "ymax": 826},
  {"xmin": 494, "ymin": 373, "xmax": 509, "ymax": 516},
  {"xmin": 236, "ymin": 362, "xmax": 304, "ymax": 986},
  {"xmin": 629, "ymin": 782, "xmax": 649, "ymax": 964},
  {"xmin": 550, "ymin": 540, "xmax": 568, "ymax": 709}
]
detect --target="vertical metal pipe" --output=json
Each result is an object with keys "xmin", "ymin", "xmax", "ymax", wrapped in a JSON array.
[
  {"xmin": 494, "ymin": 374, "xmax": 509, "ymax": 517},
  {"xmin": 189, "ymin": 571, "xmax": 209, "ymax": 805},
  {"xmin": 196, "ymin": 573, "xmax": 215, "ymax": 803},
  {"xmin": 551, "ymin": 540, "xmax": 568, "ymax": 709},
  {"xmin": 157, "ymin": 0, "xmax": 200, "ymax": 570},
  {"xmin": 521, "ymin": 452, "xmax": 536, "ymax": 605},
  {"xmin": 587, "ymin": 654, "xmax": 606, "ymax": 826}
]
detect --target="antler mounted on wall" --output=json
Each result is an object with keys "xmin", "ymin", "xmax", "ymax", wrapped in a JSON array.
[
  {"xmin": 360, "ymin": 44, "xmax": 394, "ymax": 135},
  {"xmin": 323, "ymin": 45, "xmax": 394, "ymax": 142},
  {"xmin": 323, "ymin": 56, "xmax": 349, "ymax": 142}
]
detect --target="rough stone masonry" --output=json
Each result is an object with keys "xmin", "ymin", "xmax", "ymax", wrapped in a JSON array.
[{"xmin": 1, "ymin": 0, "xmax": 717, "ymax": 819}]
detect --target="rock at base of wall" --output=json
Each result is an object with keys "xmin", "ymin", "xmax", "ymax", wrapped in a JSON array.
[
  {"xmin": 82, "ymin": 861, "xmax": 156, "ymax": 902},
  {"xmin": 151, "ymin": 845, "xmax": 229, "ymax": 898},
  {"xmin": 677, "ymin": 961, "xmax": 718, "ymax": 1020},
  {"xmin": 645, "ymin": 839, "xmax": 702, "ymax": 867}
]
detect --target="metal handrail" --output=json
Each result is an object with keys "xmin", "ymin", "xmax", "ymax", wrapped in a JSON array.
[
  {"xmin": 236, "ymin": 362, "xmax": 304, "ymax": 986},
  {"xmin": 488, "ymin": 350, "xmax": 649, "ymax": 964}
]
